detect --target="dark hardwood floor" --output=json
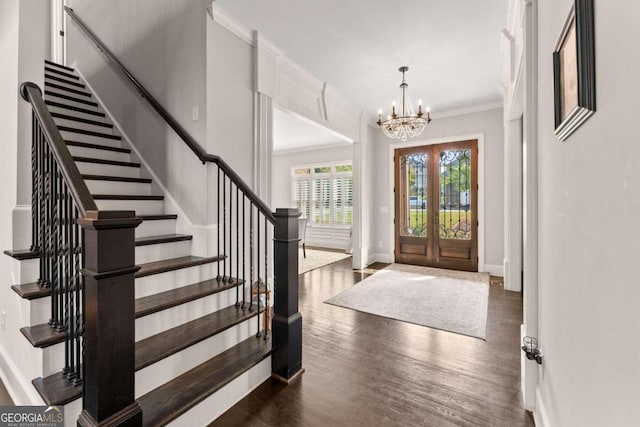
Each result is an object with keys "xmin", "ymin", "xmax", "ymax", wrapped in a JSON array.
[{"xmin": 211, "ymin": 259, "xmax": 534, "ymax": 427}]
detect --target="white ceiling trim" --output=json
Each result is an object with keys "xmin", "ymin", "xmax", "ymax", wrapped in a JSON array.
[
  {"xmin": 273, "ymin": 141, "xmax": 353, "ymax": 156},
  {"xmin": 430, "ymin": 101, "xmax": 504, "ymax": 120},
  {"xmin": 208, "ymin": 2, "xmax": 253, "ymax": 45}
]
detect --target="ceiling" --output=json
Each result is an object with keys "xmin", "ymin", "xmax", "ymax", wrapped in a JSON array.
[
  {"xmin": 216, "ymin": 0, "xmax": 508, "ymax": 119},
  {"xmin": 273, "ymin": 108, "xmax": 352, "ymax": 153}
]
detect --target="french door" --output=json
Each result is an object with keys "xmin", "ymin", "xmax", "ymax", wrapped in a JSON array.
[{"xmin": 394, "ymin": 139, "xmax": 478, "ymax": 271}]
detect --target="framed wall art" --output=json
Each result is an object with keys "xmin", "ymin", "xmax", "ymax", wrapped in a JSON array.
[{"xmin": 553, "ymin": 0, "xmax": 595, "ymax": 141}]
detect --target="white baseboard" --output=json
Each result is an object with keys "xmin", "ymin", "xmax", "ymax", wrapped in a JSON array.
[
  {"xmin": 368, "ymin": 253, "xmax": 393, "ymax": 264},
  {"xmin": 535, "ymin": 388, "xmax": 552, "ymax": 427},
  {"xmin": 483, "ymin": 264, "xmax": 504, "ymax": 276},
  {"xmin": 0, "ymin": 344, "xmax": 45, "ymax": 406}
]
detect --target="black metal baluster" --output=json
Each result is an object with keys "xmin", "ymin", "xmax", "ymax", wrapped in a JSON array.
[
  {"xmin": 63, "ymin": 185, "xmax": 73, "ymax": 381},
  {"xmin": 264, "ymin": 215, "xmax": 269, "ymax": 340},
  {"xmin": 228, "ymin": 179, "xmax": 232, "ymax": 283},
  {"xmin": 38, "ymin": 124, "xmax": 46, "ymax": 288},
  {"xmin": 75, "ymin": 219, "xmax": 83, "ymax": 385},
  {"xmin": 249, "ymin": 203, "xmax": 254, "ymax": 312},
  {"xmin": 235, "ymin": 185, "xmax": 240, "ymax": 307},
  {"xmin": 30, "ymin": 112, "xmax": 39, "ymax": 252},
  {"xmin": 256, "ymin": 212, "xmax": 261, "ymax": 336},
  {"xmin": 217, "ymin": 167, "xmax": 221, "ymax": 281},
  {"xmin": 55, "ymin": 168, "xmax": 65, "ymax": 332},
  {"xmin": 48, "ymin": 151, "xmax": 59, "ymax": 327},
  {"xmin": 223, "ymin": 173, "xmax": 227, "ymax": 281},
  {"xmin": 42, "ymin": 135, "xmax": 51, "ymax": 290},
  {"xmin": 242, "ymin": 194, "xmax": 246, "ymax": 308}
]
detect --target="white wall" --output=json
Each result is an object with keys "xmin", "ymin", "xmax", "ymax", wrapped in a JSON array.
[
  {"xmin": 66, "ymin": 0, "xmax": 210, "ymax": 224},
  {"xmin": 0, "ymin": 0, "xmax": 51, "ymax": 405},
  {"xmin": 535, "ymin": 1, "xmax": 640, "ymax": 426},
  {"xmin": 369, "ymin": 107, "xmax": 505, "ymax": 270},
  {"xmin": 272, "ymin": 144, "xmax": 353, "ymax": 250}
]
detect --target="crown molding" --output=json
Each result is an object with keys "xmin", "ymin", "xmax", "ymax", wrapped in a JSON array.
[
  {"xmin": 430, "ymin": 101, "xmax": 504, "ymax": 119},
  {"xmin": 273, "ymin": 141, "xmax": 353, "ymax": 156},
  {"xmin": 207, "ymin": 2, "xmax": 253, "ymax": 45}
]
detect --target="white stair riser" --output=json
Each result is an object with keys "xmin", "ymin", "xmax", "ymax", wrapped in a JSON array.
[
  {"xmin": 42, "ymin": 343, "xmax": 65, "ymax": 377},
  {"xmin": 135, "ymin": 287, "xmax": 238, "ymax": 341},
  {"xmin": 11, "ymin": 258, "xmax": 39, "ymax": 284},
  {"xmin": 136, "ymin": 219, "xmax": 177, "ymax": 238},
  {"xmin": 94, "ymin": 199, "xmax": 164, "ymax": 216},
  {"xmin": 47, "ymin": 105, "xmax": 106, "ymax": 123},
  {"xmin": 54, "ymin": 117, "xmax": 115, "ymax": 135},
  {"xmin": 59, "ymin": 131, "xmax": 121, "ymax": 148},
  {"xmin": 135, "ymin": 240, "xmax": 192, "ymax": 265},
  {"xmin": 62, "ymin": 398, "xmax": 82, "ymax": 427},
  {"xmin": 76, "ymin": 161, "xmax": 140, "ymax": 178},
  {"xmin": 135, "ymin": 316, "xmax": 260, "ymax": 398},
  {"xmin": 45, "ymin": 94, "xmax": 99, "ymax": 111},
  {"xmin": 19, "ymin": 296, "xmax": 50, "ymax": 326},
  {"xmin": 167, "ymin": 357, "xmax": 271, "ymax": 427},
  {"xmin": 135, "ymin": 263, "xmax": 216, "ymax": 298},
  {"xmin": 85, "ymin": 179, "xmax": 151, "ymax": 196},
  {"xmin": 45, "ymin": 77, "xmax": 87, "ymax": 92},
  {"xmin": 67, "ymin": 145, "xmax": 130, "ymax": 163}
]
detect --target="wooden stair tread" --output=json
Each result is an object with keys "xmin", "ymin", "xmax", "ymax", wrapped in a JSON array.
[
  {"xmin": 3, "ymin": 249, "xmax": 39, "ymax": 260},
  {"xmin": 82, "ymin": 174, "xmax": 150, "ymax": 183},
  {"xmin": 51, "ymin": 112, "xmax": 112, "ymax": 128},
  {"xmin": 44, "ymin": 66, "xmax": 79, "ymax": 80},
  {"xmin": 44, "ymin": 59, "xmax": 74, "ymax": 72},
  {"xmin": 46, "ymin": 100, "xmax": 104, "ymax": 117},
  {"xmin": 45, "ymin": 73, "xmax": 85, "ymax": 88},
  {"xmin": 135, "ymin": 277, "xmax": 242, "ymax": 318},
  {"xmin": 138, "ymin": 336, "xmax": 271, "ymax": 427},
  {"xmin": 136, "ymin": 255, "xmax": 221, "ymax": 278},
  {"xmin": 136, "ymin": 304, "xmax": 256, "ymax": 370},
  {"xmin": 32, "ymin": 371, "xmax": 81, "ymax": 406},
  {"xmin": 20, "ymin": 324, "xmax": 64, "ymax": 348},
  {"xmin": 44, "ymin": 91, "xmax": 98, "ymax": 107},
  {"xmin": 44, "ymin": 81, "xmax": 91, "ymax": 97},
  {"xmin": 11, "ymin": 282, "xmax": 50, "ymax": 300},
  {"xmin": 93, "ymin": 194, "xmax": 163, "ymax": 200},
  {"xmin": 138, "ymin": 214, "xmax": 178, "ymax": 221},
  {"xmin": 73, "ymin": 156, "xmax": 140, "ymax": 168},
  {"xmin": 69, "ymin": 141, "xmax": 130, "ymax": 153},
  {"xmin": 135, "ymin": 234, "xmax": 192, "ymax": 246},
  {"xmin": 57, "ymin": 126, "xmax": 120, "ymax": 140}
]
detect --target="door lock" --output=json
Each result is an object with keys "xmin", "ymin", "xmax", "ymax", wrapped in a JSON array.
[{"xmin": 521, "ymin": 336, "xmax": 543, "ymax": 365}]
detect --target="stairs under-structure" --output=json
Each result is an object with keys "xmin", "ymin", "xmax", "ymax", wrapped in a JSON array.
[{"xmin": 5, "ymin": 60, "xmax": 279, "ymax": 427}]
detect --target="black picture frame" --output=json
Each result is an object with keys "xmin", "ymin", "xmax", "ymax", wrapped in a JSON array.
[{"xmin": 553, "ymin": 0, "xmax": 596, "ymax": 141}]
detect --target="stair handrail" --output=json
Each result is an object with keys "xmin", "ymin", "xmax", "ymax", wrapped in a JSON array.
[
  {"xmin": 20, "ymin": 82, "xmax": 97, "ymax": 217},
  {"xmin": 64, "ymin": 6, "xmax": 275, "ymax": 224}
]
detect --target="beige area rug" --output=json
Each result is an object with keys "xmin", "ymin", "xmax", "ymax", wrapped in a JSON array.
[
  {"xmin": 325, "ymin": 264, "xmax": 490, "ymax": 339},
  {"xmin": 299, "ymin": 248, "xmax": 351, "ymax": 274}
]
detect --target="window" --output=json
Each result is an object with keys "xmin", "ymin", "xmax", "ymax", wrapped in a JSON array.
[{"xmin": 292, "ymin": 163, "xmax": 353, "ymax": 226}]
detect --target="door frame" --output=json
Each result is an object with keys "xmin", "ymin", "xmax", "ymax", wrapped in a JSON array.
[{"xmin": 387, "ymin": 133, "xmax": 487, "ymax": 273}]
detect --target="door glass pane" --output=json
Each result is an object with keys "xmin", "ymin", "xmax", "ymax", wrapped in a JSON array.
[
  {"xmin": 439, "ymin": 149, "xmax": 472, "ymax": 240},
  {"xmin": 399, "ymin": 153, "xmax": 428, "ymax": 237}
]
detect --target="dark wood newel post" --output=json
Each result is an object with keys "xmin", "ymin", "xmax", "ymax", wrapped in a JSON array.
[
  {"xmin": 271, "ymin": 208, "xmax": 304, "ymax": 383},
  {"xmin": 77, "ymin": 211, "xmax": 142, "ymax": 427}
]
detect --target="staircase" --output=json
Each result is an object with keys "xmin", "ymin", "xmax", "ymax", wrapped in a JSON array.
[{"xmin": 3, "ymin": 59, "xmax": 299, "ymax": 426}]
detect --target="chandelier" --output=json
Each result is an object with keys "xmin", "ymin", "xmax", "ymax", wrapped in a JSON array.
[{"xmin": 377, "ymin": 66, "xmax": 431, "ymax": 141}]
